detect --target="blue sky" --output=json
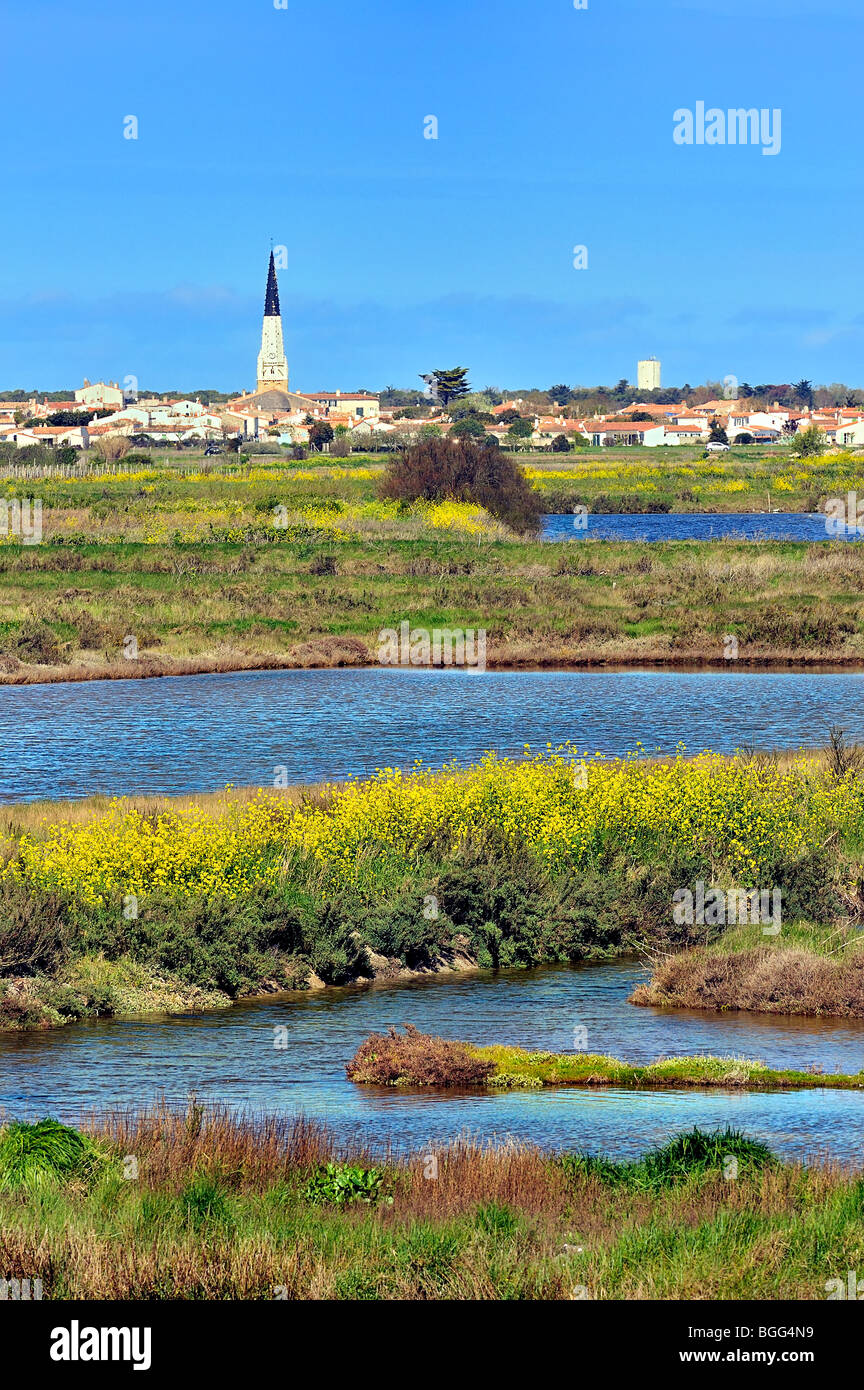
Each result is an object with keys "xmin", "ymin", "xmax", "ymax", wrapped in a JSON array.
[{"xmin": 2, "ymin": 0, "xmax": 862, "ymax": 392}]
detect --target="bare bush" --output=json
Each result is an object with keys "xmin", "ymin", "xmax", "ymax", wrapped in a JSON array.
[
  {"xmin": 346, "ymin": 1024, "xmax": 494, "ymax": 1087},
  {"xmin": 92, "ymin": 435, "xmax": 130, "ymax": 464},
  {"xmin": 380, "ymin": 435, "xmax": 542, "ymax": 534}
]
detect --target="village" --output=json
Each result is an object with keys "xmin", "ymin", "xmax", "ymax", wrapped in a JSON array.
[
  {"xmin": 4, "ymin": 379, "xmax": 864, "ymax": 457},
  {"xmin": 2, "ymin": 252, "xmax": 862, "ymax": 458}
]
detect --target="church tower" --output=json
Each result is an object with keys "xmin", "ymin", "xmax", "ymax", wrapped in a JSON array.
[{"xmin": 256, "ymin": 250, "xmax": 289, "ymax": 393}]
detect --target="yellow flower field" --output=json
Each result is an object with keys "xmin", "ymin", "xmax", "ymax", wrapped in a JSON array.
[{"xmin": 4, "ymin": 750, "xmax": 861, "ymax": 905}]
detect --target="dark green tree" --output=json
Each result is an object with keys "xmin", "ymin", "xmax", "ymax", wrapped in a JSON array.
[
  {"xmin": 708, "ymin": 418, "xmax": 729, "ymax": 443},
  {"xmin": 548, "ymin": 384, "xmax": 573, "ymax": 406},
  {"xmin": 506, "ymin": 417, "xmax": 534, "ymax": 441},
  {"xmin": 309, "ymin": 422, "xmax": 334, "ymax": 451},
  {"xmin": 425, "ymin": 367, "xmax": 471, "ymax": 406},
  {"xmin": 450, "ymin": 417, "xmax": 487, "ymax": 440},
  {"xmin": 794, "ymin": 378, "xmax": 814, "ymax": 409}
]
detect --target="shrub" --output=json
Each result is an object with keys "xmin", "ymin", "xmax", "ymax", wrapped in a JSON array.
[
  {"xmin": 92, "ymin": 435, "xmax": 130, "ymax": 464},
  {"xmin": 302, "ymin": 1162, "xmax": 388, "ymax": 1206},
  {"xmin": 346, "ymin": 1024, "xmax": 495, "ymax": 1087},
  {"xmin": 362, "ymin": 882, "xmax": 452, "ymax": 969},
  {"xmin": 74, "ymin": 611, "xmax": 108, "ymax": 650},
  {"xmin": 429, "ymin": 835, "xmax": 653, "ymax": 966},
  {"xmin": 0, "ymin": 878, "xmax": 67, "ymax": 976},
  {"xmin": 737, "ymin": 605, "xmax": 855, "ymax": 648},
  {"xmin": 379, "ymin": 435, "xmax": 542, "ymax": 534},
  {"xmin": 69, "ymin": 884, "xmax": 307, "ymax": 997},
  {"xmin": 309, "ymin": 553, "xmax": 337, "ymax": 576},
  {"xmin": 792, "ymin": 425, "xmax": 826, "ymax": 458},
  {"xmin": 0, "ymin": 985, "xmax": 55, "ymax": 1029},
  {"xmin": 305, "ymin": 900, "xmax": 370, "ymax": 985},
  {"xmin": 13, "ymin": 621, "xmax": 66, "ymax": 664},
  {"xmin": 826, "ymin": 725, "xmax": 864, "ymax": 782}
]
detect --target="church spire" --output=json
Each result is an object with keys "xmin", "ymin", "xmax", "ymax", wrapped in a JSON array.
[
  {"xmin": 264, "ymin": 250, "xmax": 281, "ymax": 317},
  {"xmin": 256, "ymin": 248, "xmax": 289, "ymax": 393}
]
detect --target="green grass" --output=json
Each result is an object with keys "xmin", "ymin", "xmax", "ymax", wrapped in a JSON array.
[
  {"xmin": 559, "ymin": 1126, "xmax": 776, "ymax": 1190},
  {"xmin": 0, "ymin": 445, "xmax": 863, "ymax": 677},
  {"xmin": 1, "ymin": 1109, "xmax": 862, "ymax": 1299},
  {"xmin": 469, "ymin": 1044, "xmax": 864, "ymax": 1091},
  {"xmin": 0, "ymin": 1119, "xmax": 106, "ymax": 1192}
]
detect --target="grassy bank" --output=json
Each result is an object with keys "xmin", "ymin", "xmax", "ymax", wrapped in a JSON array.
[
  {"xmin": 528, "ymin": 446, "xmax": 864, "ymax": 514},
  {"xmin": 3, "ymin": 534, "xmax": 864, "ymax": 680},
  {"xmin": 631, "ymin": 920, "xmax": 864, "ymax": 1020},
  {"xmin": 1, "ymin": 747, "xmax": 862, "ymax": 1030},
  {"xmin": 2, "ymin": 449, "xmax": 864, "ymax": 681},
  {"xmin": 346, "ymin": 1026, "xmax": 864, "ymax": 1091},
  {"xmin": 0, "ymin": 1108, "xmax": 861, "ymax": 1299}
]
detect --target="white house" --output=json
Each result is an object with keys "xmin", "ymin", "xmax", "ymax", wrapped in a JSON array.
[
  {"xmin": 836, "ymin": 421, "xmax": 864, "ymax": 448},
  {"xmin": 587, "ymin": 421, "xmax": 667, "ymax": 447},
  {"xmin": 728, "ymin": 410, "xmax": 790, "ymax": 435},
  {"xmin": 300, "ymin": 391, "xmax": 380, "ymax": 419},
  {"xmin": 75, "ymin": 380, "xmax": 125, "ymax": 408},
  {"xmin": 30, "ymin": 425, "xmax": 89, "ymax": 448},
  {"xmin": 662, "ymin": 424, "xmax": 709, "ymax": 445}
]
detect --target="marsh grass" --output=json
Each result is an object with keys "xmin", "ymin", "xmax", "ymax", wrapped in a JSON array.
[
  {"xmin": 3, "ymin": 450, "xmax": 864, "ymax": 679},
  {"xmin": 632, "ymin": 938, "xmax": 864, "ymax": 1019},
  {"xmin": 559, "ymin": 1127, "xmax": 776, "ymax": 1191},
  {"xmin": 0, "ymin": 1106, "xmax": 862, "ymax": 1299},
  {"xmin": 0, "ymin": 1118, "xmax": 105, "ymax": 1192}
]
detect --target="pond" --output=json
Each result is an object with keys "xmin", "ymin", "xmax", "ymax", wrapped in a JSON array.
[
  {"xmin": 541, "ymin": 512, "xmax": 842, "ymax": 542},
  {"xmin": 2, "ymin": 666, "xmax": 863, "ymax": 802},
  {"xmin": 2, "ymin": 960, "xmax": 863, "ymax": 1163}
]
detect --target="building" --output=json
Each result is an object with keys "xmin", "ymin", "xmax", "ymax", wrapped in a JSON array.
[
  {"xmin": 837, "ymin": 420, "xmax": 864, "ymax": 448},
  {"xmin": 302, "ymin": 391, "xmax": 379, "ymax": 419},
  {"xmin": 662, "ymin": 423, "xmax": 709, "ymax": 444},
  {"xmin": 4, "ymin": 425, "xmax": 89, "ymax": 449},
  {"xmin": 75, "ymin": 380, "xmax": 124, "ymax": 408},
  {"xmin": 226, "ymin": 252, "xmax": 380, "ymax": 427},
  {"xmin": 586, "ymin": 420, "xmax": 667, "ymax": 447},
  {"xmin": 637, "ymin": 358, "xmax": 661, "ymax": 391},
  {"xmin": 256, "ymin": 250, "xmax": 290, "ymax": 394}
]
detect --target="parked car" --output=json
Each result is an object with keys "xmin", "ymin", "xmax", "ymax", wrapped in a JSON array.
[{"xmin": 705, "ymin": 441, "xmax": 730, "ymax": 453}]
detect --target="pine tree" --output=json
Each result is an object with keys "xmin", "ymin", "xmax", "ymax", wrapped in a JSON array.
[{"xmin": 427, "ymin": 367, "xmax": 471, "ymax": 406}]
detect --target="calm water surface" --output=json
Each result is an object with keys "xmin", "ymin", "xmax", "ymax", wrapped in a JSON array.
[
  {"xmin": 3, "ymin": 666, "xmax": 864, "ymax": 801},
  {"xmin": 3, "ymin": 961, "xmax": 864, "ymax": 1163},
  {"xmin": 541, "ymin": 512, "xmax": 841, "ymax": 542}
]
